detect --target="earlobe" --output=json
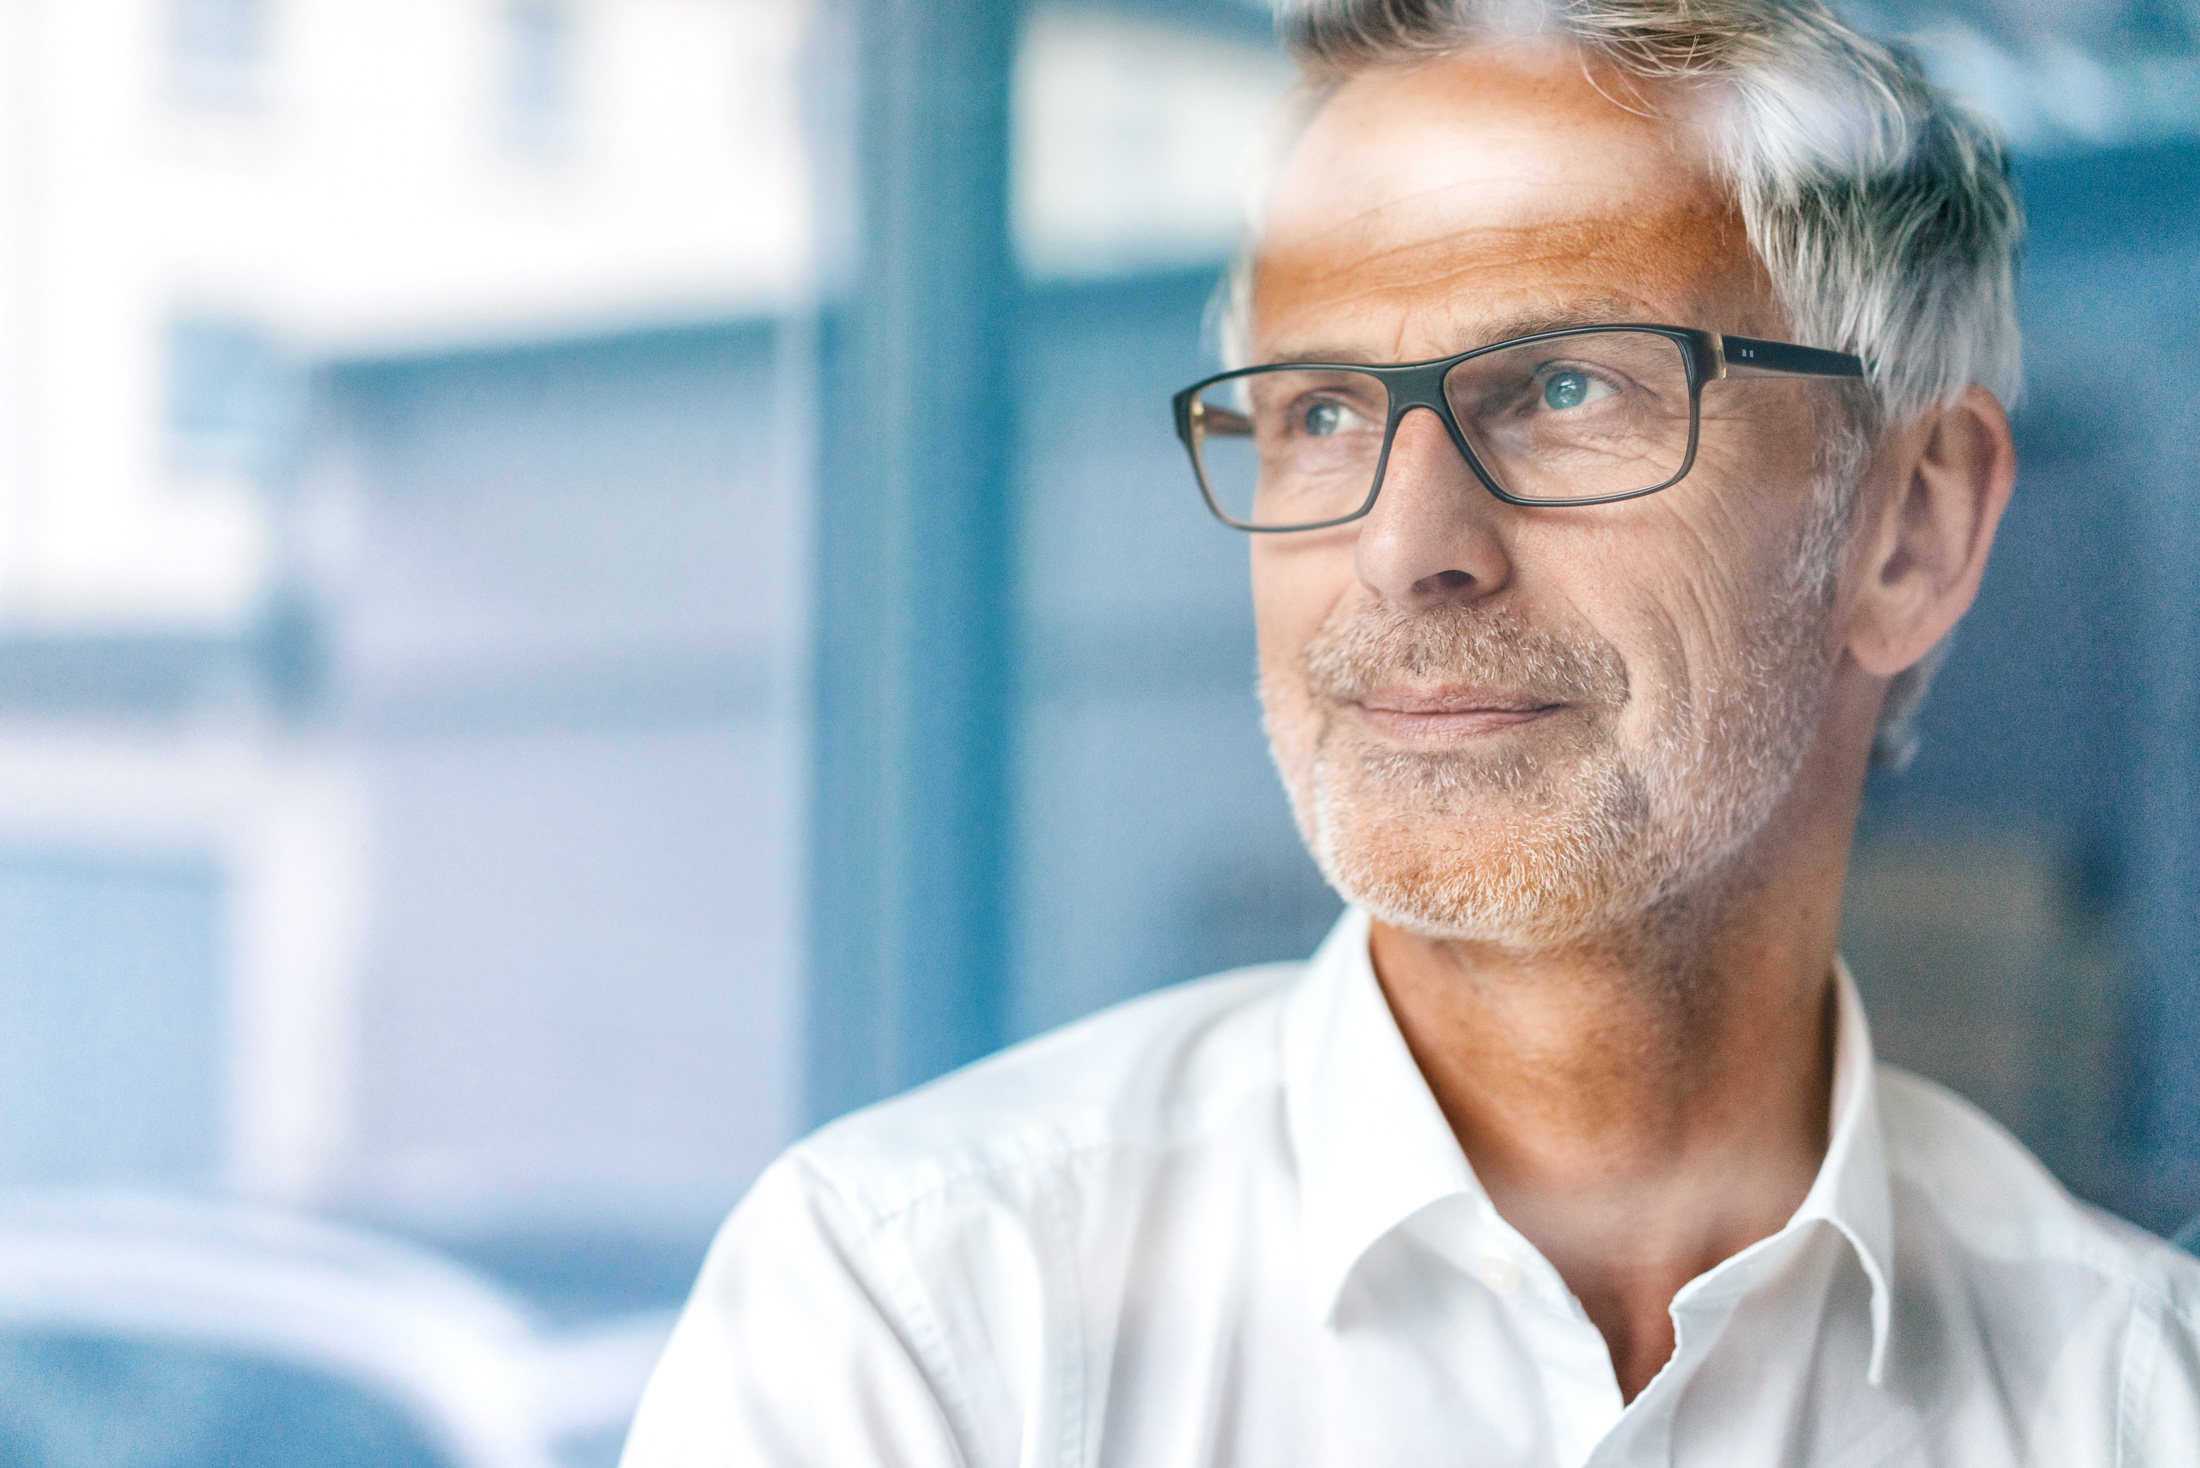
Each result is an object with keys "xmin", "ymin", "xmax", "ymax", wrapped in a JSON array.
[{"xmin": 1845, "ymin": 385, "xmax": 2017, "ymax": 679}]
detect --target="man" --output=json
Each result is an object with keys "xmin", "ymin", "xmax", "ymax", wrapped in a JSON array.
[{"xmin": 625, "ymin": 1, "xmax": 2200, "ymax": 1462}]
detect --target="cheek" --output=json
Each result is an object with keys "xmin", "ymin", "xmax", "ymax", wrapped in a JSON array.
[
  {"xmin": 1688, "ymin": 372, "xmax": 1819, "ymax": 503},
  {"xmin": 1251, "ymin": 534, "xmax": 1356, "ymax": 680},
  {"xmin": 1531, "ymin": 485, "xmax": 1804, "ymax": 745},
  {"xmin": 1251, "ymin": 535, "xmax": 1357, "ymax": 762}
]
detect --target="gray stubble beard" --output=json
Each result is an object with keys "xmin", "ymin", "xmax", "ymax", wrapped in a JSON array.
[{"xmin": 1265, "ymin": 492, "xmax": 1844, "ymax": 954}]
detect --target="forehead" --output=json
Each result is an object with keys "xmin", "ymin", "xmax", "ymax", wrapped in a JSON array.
[{"xmin": 1254, "ymin": 48, "xmax": 1762, "ymax": 359}]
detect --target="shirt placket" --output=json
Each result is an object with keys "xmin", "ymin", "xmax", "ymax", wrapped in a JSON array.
[{"xmin": 1408, "ymin": 1201, "xmax": 1628, "ymax": 1468}]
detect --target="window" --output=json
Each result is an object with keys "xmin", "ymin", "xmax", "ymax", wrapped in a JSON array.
[
  {"xmin": 499, "ymin": 0, "xmax": 579, "ymax": 161},
  {"xmin": 166, "ymin": 319, "xmax": 295, "ymax": 482},
  {"xmin": 165, "ymin": 0, "xmax": 272, "ymax": 110}
]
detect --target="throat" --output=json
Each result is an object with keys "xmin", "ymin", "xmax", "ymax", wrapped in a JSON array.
[{"xmin": 1366, "ymin": 916, "xmax": 1839, "ymax": 1406}]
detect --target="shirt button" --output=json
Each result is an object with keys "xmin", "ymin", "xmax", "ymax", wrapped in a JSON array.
[{"xmin": 1476, "ymin": 1255, "xmax": 1521, "ymax": 1296}]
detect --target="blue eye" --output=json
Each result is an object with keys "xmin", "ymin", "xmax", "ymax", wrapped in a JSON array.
[
  {"xmin": 1543, "ymin": 371, "xmax": 1592, "ymax": 410},
  {"xmin": 1303, "ymin": 401, "xmax": 1347, "ymax": 436}
]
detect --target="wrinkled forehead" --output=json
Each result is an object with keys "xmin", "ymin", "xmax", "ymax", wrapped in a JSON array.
[{"xmin": 1253, "ymin": 48, "xmax": 1768, "ymax": 362}]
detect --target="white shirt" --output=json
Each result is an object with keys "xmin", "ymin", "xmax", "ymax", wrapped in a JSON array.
[{"xmin": 624, "ymin": 908, "xmax": 2200, "ymax": 1466}]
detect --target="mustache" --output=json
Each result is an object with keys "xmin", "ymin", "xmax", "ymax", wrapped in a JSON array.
[{"xmin": 1302, "ymin": 602, "xmax": 1627, "ymax": 709}]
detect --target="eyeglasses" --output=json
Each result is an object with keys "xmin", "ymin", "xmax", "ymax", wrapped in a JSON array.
[{"xmin": 1171, "ymin": 325, "xmax": 1865, "ymax": 532}]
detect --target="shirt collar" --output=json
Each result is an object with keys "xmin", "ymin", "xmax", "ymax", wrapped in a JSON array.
[
  {"xmin": 1283, "ymin": 907, "xmax": 1481, "ymax": 1322},
  {"xmin": 1795, "ymin": 954, "xmax": 1897, "ymax": 1382},
  {"xmin": 1281, "ymin": 908, "xmax": 1897, "ymax": 1381}
]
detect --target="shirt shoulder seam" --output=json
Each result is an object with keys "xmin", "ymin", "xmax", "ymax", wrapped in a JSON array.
[
  {"xmin": 792, "ymin": 968, "xmax": 1300, "ymax": 1231},
  {"xmin": 835, "ymin": 1179, "xmax": 997, "ymax": 1468},
  {"xmin": 806, "ymin": 1064, "xmax": 1288, "ymax": 1233}
]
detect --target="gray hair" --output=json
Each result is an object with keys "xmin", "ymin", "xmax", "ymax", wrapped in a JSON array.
[{"xmin": 1225, "ymin": 0, "xmax": 2024, "ymax": 770}]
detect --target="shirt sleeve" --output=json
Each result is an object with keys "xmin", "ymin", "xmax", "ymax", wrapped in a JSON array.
[{"xmin": 619, "ymin": 1155, "xmax": 972, "ymax": 1468}]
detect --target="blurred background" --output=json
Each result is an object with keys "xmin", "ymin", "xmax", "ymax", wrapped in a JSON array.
[{"xmin": 0, "ymin": 0, "xmax": 2192, "ymax": 1463}]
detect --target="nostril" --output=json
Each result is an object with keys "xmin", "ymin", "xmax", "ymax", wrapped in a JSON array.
[{"xmin": 1413, "ymin": 569, "xmax": 1475, "ymax": 597}]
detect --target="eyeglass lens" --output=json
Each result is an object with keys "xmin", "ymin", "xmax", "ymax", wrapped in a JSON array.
[{"xmin": 1190, "ymin": 331, "xmax": 1694, "ymax": 527}]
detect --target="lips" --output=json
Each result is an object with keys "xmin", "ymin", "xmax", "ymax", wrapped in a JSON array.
[
  {"xmin": 1299, "ymin": 602, "xmax": 1625, "ymax": 749},
  {"xmin": 1352, "ymin": 688, "xmax": 1562, "ymax": 742}
]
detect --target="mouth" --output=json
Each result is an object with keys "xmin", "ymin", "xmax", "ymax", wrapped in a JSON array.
[{"xmin": 1349, "ymin": 687, "xmax": 1565, "ymax": 745}]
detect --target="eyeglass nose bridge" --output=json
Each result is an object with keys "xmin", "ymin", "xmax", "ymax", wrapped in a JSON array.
[{"xmin": 1365, "ymin": 358, "xmax": 1510, "ymax": 509}]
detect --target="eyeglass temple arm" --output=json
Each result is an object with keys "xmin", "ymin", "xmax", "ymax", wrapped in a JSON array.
[
  {"xmin": 1713, "ymin": 334, "xmax": 1867, "ymax": 380},
  {"xmin": 1182, "ymin": 398, "xmax": 1253, "ymax": 438}
]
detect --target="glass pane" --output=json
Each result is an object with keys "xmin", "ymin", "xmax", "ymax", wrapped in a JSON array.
[
  {"xmin": 1444, "ymin": 331, "xmax": 1692, "ymax": 503},
  {"xmin": 1192, "ymin": 368, "xmax": 1387, "ymax": 528}
]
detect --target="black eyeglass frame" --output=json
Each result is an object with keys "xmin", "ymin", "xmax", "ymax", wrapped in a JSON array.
[{"xmin": 1170, "ymin": 325, "xmax": 1867, "ymax": 532}]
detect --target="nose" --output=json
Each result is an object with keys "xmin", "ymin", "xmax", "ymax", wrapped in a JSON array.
[{"xmin": 1354, "ymin": 405, "xmax": 1514, "ymax": 610}]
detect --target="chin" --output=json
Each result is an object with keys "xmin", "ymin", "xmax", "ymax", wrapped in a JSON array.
[{"xmin": 1303, "ymin": 756, "xmax": 1660, "ymax": 947}]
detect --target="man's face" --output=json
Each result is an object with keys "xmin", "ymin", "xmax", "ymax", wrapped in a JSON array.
[{"xmin": 1253, "ymin": 49, "xmax": 1845, "ymax": 947}]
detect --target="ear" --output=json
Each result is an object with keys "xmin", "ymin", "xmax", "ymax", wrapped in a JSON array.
[{"xmin": 1844, "ymin": 385, "xmax": 2017, "ymax": 678}]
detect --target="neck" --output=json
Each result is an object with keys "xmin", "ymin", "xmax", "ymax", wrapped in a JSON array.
[{"xmin": 1367, "ymin": 776, "xmax": 1857, "ymax": 1402}]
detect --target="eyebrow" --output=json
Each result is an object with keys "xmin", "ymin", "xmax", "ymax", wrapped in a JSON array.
[{"xmin": 1258, "ymin": 298, "xmax": 1652, "ymax": 367}]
